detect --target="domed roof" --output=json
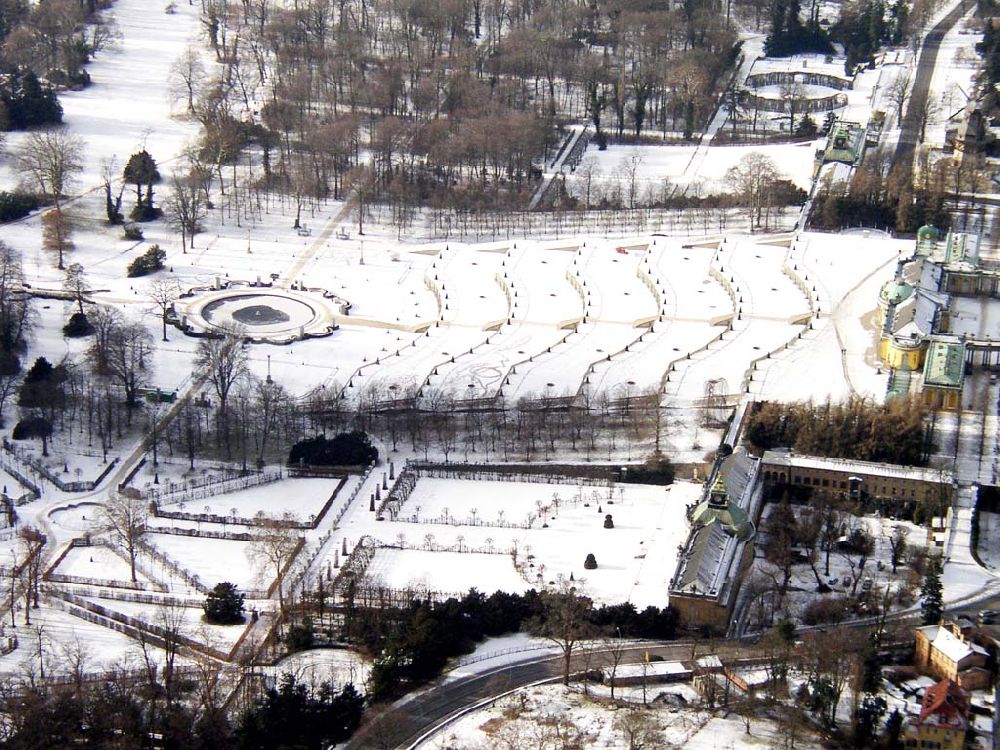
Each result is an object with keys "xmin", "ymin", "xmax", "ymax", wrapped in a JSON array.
[
  {"xmin": 691, "ymin": 477, "xmax": 754, "ymax": 541},
  {"xmin": 879, "ymin": 279, "xmax": 914, "ymax": 306},
  {"xmin": 917, "ymin": 225, "xmax": 940, "ymax": 241}
]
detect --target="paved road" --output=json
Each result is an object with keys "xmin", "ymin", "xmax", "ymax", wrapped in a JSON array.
[
  {"xmin": 893, "ymin": 0, "xmax": 971, "ymax": 171},
  {"xmin": 344, "ymin": 642, "xmax": 711, "ymax": 750}
]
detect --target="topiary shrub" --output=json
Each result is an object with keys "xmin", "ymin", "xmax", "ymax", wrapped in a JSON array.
[
  {"xmin": 583, "ymin": 553, "xmax": 598, "ymax": 570},
  {"xmin": 63, "ymin": 312, "xmax": 92, "ymax": 337},
  {"xmin": 127, "ymin": 244, "xmax": 166, "ymax": 277},
  {"xmin": 603, "ymin": 514, "xmax": 614, "ymax": 529},
  {"xmin": 203, "ymin": 582, "xmax": 246, "ymax": 625}
]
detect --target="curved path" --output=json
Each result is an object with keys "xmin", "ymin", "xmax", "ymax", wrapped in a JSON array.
[{"xmin": 344, "ymin": 641, "xmax": 706, "ymax": 750}]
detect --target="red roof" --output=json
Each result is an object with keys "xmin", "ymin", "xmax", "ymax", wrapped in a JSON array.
[{"xmin": 917, "ymin": 679, "xmax": 969, "ymax": 730}]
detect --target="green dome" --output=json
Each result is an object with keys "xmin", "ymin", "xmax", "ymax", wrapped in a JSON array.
[
  {"xmin": 879, "ymin": 280, "xmax": 914, "ymax": 306},
  {"xmin": 917, "ymin": 225, "xmax": 940, "ymax": 242},
  {"xmin": 692, "ymin": 479, "xmax": 753, "ymax": 541}
]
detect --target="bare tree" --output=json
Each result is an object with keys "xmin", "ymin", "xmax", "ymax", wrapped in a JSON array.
[
  {"xmin": 888, "ymin": 525, "xmax": 908, "ymax": 574},
  {"xmin": 169, "ymin": 45, "xmax": 207, "ymax": 115},
  {"xmin": 724, "ymin": 152, "xmax": 779, "ymax": 230},
  {"xmin": 88, "ymin": 316, "xmax": 154, "ymax": 411},
  {"xmin": 100, "ymin": 491, "xmax": 148, "ymax": 583},
  {"xmin": 252, "ymin": 374, "xmax": 289, "ymax": 466},
  {"xmin": 886, "ymin": 71, "xmax": 913, "ymax": 126},
  {"xmin": 194, "ymin": 325, "xmax": 248, "ymax": 455},
  {"xmin": 100, "ymin": 156, "xmax": 126, "ymax": 225},
  {"xmin": 164, "ymin": 171, "xmax": 208, "ymax": 251},
  {"xmin": 13, "ymin": 130, "xmax": 85, "ymax": 208},
  {"xmin": 63, "ymin": 262, "xmax": 89, "ymax": 316},
  {"xmin": 41, "ymin": 207, "xmax": 74, "ymax": 269},
  {"xmin": 17, "ymin": 526, "xmax": 45, "ymax": 624},
  {"xmin": 147, "ymin": 277, "xmax": 182, "ymax": 341},
  {"xmin": 529, "ymin": 580, "xmax": 595, "ymax": 686},
  {"xmin": 614, "ymin": 709, "xmax": 658, "ymax": 750},
  {"xmin": 248, "ymin": 514, "xmax": 301, "ymax": 623}
]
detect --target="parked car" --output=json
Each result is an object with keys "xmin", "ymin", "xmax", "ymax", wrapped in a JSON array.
[{"xmin": 978, "ymin": 609, "xmax": 997, "ymax": 625}]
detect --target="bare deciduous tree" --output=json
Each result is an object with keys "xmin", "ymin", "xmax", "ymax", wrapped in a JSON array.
[
  {"xmin": 164, "ymin": 171, "xmax": 208, "ymax": 251},
  {"xmin": 14, "ymin": 130, "xmax": 85, "ymax": 207},
  {"xmin": 724, "ymin": 152, "xmax": 779, "ymax": 230},
  {"xmin": 147, "ymin": 277, "xmax": 182, "ymax": 341},
  {"xmin": 169, "ymin": 45, "xmax": 207, "ymax": 114},
  {"xmin": 248, "ymin": 514, "xmax": 301, "ymax": 623},
  {"xmin": 194, "ymin": 325, "xmax": 248, "ymax": 455},
  {"xmin": 63, "ymin": 262, "xmax": 89, "ymax": 316},
  {"xmin": 41, "ymin": 207, "xmax": 74, "ymax": 270},
  {"xmin": 529, "ymin": 580, "xmax": 595, "ymax": 686},
  {"xmin": 87, "ymin": 312, "xmax": 155, "ymax": 410},
  {"xmin": 100, "ymin": 491, "xmax": 149, "ymax": 583}
]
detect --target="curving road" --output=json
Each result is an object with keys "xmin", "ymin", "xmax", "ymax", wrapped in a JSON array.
[{"xmin": 344, "ymin": 642, "xmax": 717, "ymax": 750}]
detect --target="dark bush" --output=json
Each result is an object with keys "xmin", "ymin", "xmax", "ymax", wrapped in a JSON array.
[
  {"xmin": 0, "ymin": 69, "xmax": 62, "ymax": 130},
  {"xmin": 203, "ymin": 582, "xmax": 246, "ymax": 625},
  {"xmin": 603, "ymin": 514, "xmax": 614, "ymax": 529},
  {"xmin": 288, "ymin": 431, "xmax": 378, "ymax": 467},
  {"xmin": 620, "ymin": 457, "xmax": 675, "ymax": 485},
  {"xmin": 583, "ymin": 553, "xmax": 597, "ymax": 569},
  {"xmin": 236, "ymin": 675, "xmax": 363, "ymax": 749},
  {"xmin": 127, "ymin": 244, "xmax": 166, "ymax": 277},
  {"xmin": 63, "ymin": 312, "xmax": 92, "ymax": 337},
  {"xmin": 122, "ymin": 223, "xmax": 144, "ymax": 241},
  {"xmin": 19, "ymin": 357, "xmax": 68, "ymax": 410},
  {"xmin": 12, "ymin": 415, "xmax": 52, "ymax": 441},
  {"xmin": 801, "ymin": 596, "xmax": 850, "ymax": 626},
  {"xmin": 0, "ymin": 191, "xmax": 39, "ymax": 223},
  {"xmin": 284, "ymin": 617, "xmax": 315, "ymax": 652}
]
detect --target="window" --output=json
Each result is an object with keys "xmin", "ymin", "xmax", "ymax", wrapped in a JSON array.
[
  {"xmin": 794, "ymin": 477, "xmax": 801, "ymax": 484},
  {"xmin": 822, "ymin": 479, "xmax": 829, "ymax": 487},
  {"xmin": 840, "ymin": 481, "xmax": 846, "ymax": 489}
]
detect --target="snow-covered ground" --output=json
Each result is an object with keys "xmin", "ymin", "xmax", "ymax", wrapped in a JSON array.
[
  {"xmin": 358, "ymin": 477, "xmax": 701, "ymax": 607},
  {"xmin": 421, "ymin": 682, "xmax": 824, "ymax": 750}
]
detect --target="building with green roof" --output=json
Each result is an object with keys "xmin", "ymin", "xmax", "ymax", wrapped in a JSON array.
[{"xmin": 922, "ymin": 337, "xmax": 966, "ymax": 411}]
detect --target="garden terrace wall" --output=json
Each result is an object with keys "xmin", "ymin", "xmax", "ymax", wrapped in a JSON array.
[{"xmin": 408, "ymin": 461, "xmax": 620, "ymax": 484}]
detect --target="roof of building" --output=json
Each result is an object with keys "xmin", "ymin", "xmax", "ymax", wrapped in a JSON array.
[
  {"xmin": 691, "ymin": 495, "xmax": 753, "ymax": 541},
  {"xmin": 922, "ymin": 337, "xmax": 966, "ymax": 390},
  {"xmin": 762, "ymin": 450, "xmax": 951, "ymax": 484},
  {"xmin": 917, "ymin": 679, "xmax": 969, "ymax": 731},
  {"xmin": 671, "ymin": 453, "xmax": 762, "ymax": 601},
  {"xmin": 880, "ymin": 279, "xmax": 915, "ymax": 306},
  {"xmin": 943, "ymin": 232, "xmax": 980, "ymax": 269},
  {"xmin": 917, "ymin": 225, "xmax": 941, "ymax": 242},
  {"xmin": 918, "ymin": 624, "xmax": 988, "ymax": 664}
]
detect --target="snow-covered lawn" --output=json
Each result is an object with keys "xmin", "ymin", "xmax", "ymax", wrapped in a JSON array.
[
  {"xmin": 145, "ymin": 533, "xmax": 261, "ymax": 592},
  {"xmin": 365, "ymin": 548, "xmax": 529, "ymax": 597},
  {"xmin": 158, "ymin": 476, "xmax": 343, "ymax": 522},
  {"xmin": 55, "ymin": 543, "xmax": 153, "ymax": 586},
  {"xmin": 357, "ymin": 477, "xmax": 700, "ymax": 607},
  {"xmin": 268, "ymin": 647, "xmax": 371, "ymax": 693}
]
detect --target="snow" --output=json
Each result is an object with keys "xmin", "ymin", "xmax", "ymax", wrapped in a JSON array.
[
  {"xmin": 156, "ymin": 476, "xmax": 343, "ymax": 521},
  {"xmin": 419, "ymin": 682, "xmax": 825, "ymax": 750},
  {"xmin": 365, "ymin": 548, "xmax": 529, "ymax": 597},
  {"xmin": 569, "ymin": 139, "xmax": 823, "ymax": 200},
  {"xmin": 55, "ymin": 544, "xmax": 152, "ymax": 586},
  {"xmin": 268, "ymin": 648, "xmax": 372, "ymax": 692},
  {"xmin": 145, "ymin": 533, "xmax": 260, "ymax": 592},
  {"xmin": 349, "ymin": 476, "xmax": 702, "ymax": 607}
]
